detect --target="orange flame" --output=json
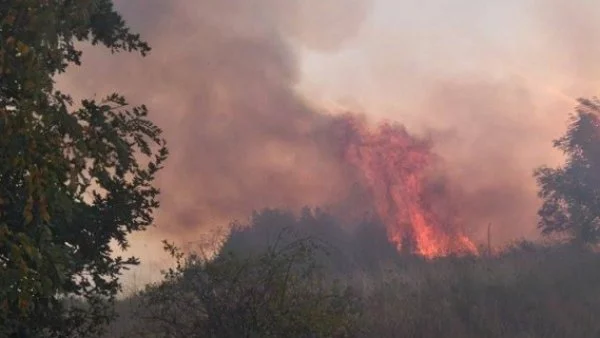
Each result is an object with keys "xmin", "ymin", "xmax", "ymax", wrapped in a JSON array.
[{"xmin": 336, "ymin": 114, "xmax": 478, "ymax": 258}]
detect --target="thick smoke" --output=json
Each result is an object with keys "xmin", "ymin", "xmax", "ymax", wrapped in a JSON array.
[
  {"xmin": 298, "ymin": 0, "xmax": 600, "ymax": 244},
  {"xmin": 57, "ymin": 0, "xmax": 600, "ymax": 274},
  {"xmin": 57, "ymin": 0, "xmax": 372, "ymax": 269}
]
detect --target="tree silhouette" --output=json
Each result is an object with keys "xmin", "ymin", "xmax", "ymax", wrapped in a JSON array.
[
  {"xmin": 535, "ymin": 98, "xmax": 600, "ymax": 245},
  {"xmin": 0, "ymin": 1, "xmax": 167, "ymax": 336}
]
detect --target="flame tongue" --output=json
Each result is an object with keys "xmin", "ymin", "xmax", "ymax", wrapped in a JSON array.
[{"xmin": 337, "ymin": 115, "xmax": 478, "ymax": 258}]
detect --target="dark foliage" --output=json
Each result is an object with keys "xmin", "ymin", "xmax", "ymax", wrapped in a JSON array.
[
  {"xmin": 535, "ymin": 98, "xmax": 600, "ymax": 244},
  {"xmin": 0, "ymin": 1, "xmax": 167, "ymax": 336}
]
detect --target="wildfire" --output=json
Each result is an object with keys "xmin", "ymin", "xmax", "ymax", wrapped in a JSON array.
[{"xmin": 335, "ymin": 114, "xmax": 478, "ymax": 258}]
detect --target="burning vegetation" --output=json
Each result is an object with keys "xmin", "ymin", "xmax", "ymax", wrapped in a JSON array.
[{"xmin": 335, "ymin": 114, "xmax": 478, "ymax": 257}]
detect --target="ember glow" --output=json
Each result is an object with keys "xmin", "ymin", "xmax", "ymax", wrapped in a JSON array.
[{"xmin": 337, "ymin": 115, "xmax": 478, "ymax": 258}]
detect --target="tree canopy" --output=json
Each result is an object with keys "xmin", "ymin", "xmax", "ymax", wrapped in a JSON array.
[
  {"xmin": 0, "ymin": 1, "xmax": 167, "ymax": 336},
  {"xmin": 535, "ymin": 98, "xmax": 600, "ymax": 245}
]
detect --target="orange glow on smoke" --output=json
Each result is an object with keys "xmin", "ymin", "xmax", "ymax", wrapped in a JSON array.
[{"xmin": 337, "ymin": 115, "xmax": 478, "ymax": 258}]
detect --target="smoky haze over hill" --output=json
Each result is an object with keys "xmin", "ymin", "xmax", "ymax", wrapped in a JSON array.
[{"xmin": 57, "ymin": 0, "xmax": 600, "ymax": 269}]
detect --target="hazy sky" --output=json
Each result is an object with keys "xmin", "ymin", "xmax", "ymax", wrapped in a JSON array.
[{"xmin": 300, "ymin": 0, "xmax": 597, "ymax": 114}]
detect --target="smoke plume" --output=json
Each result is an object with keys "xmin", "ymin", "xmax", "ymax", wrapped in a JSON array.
[
  {"xmin": 56, "ymin": 0, "xmax": 600, "ymax": 274},
  {"xmin": 297, "ymin": 0, "xmax": 600, "ymax": 244},
  {"xmin": 57, "ymin": 0, "xmax": 372, "ymax": 270}
]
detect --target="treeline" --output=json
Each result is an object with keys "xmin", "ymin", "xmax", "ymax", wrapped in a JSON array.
[{"xmin": 104, "ymin": 208, "xmax": 600, "ymax": 338}]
